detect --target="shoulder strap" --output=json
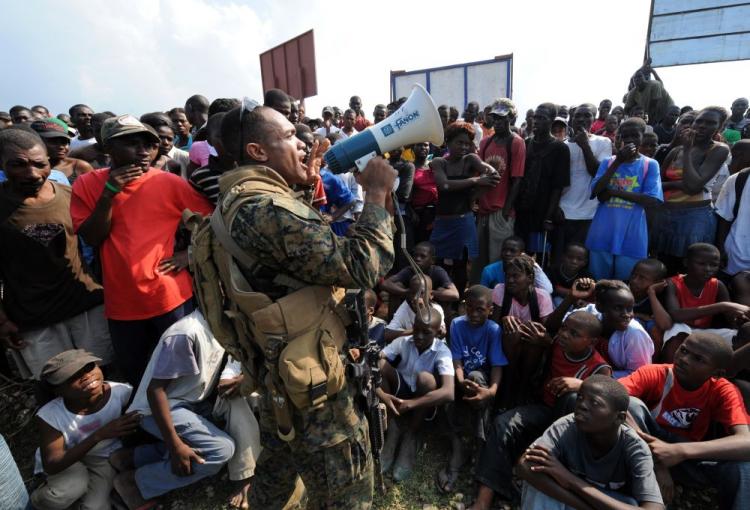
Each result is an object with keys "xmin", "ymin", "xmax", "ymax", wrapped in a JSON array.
[
  {"xmin": 733, "ymin": 168, "xmax": 750, "ymax": 220},
  {"xmin": 649, "ymin": 366, "xmax": 674, "ymax": 420},
  {"xmin": 210, "ymin": 207, "xmax": 259, "ymax": 269}
]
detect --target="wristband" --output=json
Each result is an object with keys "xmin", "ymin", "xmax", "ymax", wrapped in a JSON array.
[{"xmin": 104, "ymin": 181, "xmax": 121, "ymax": 194}]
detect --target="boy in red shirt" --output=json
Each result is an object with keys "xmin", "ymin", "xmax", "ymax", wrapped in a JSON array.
[
  {"xmin": 468, "ymin": 311, "xmax": 610, "ymax": 509},
  {"xmin": 621, "ymin": 332, "xmax": 750, "ymax": 509},
  {"xmin": 71, "ymin": 115, "xmax": 213, "ymax": 386},
  {"xmin": 661, "ymin": 243, "xmax": 746, "ymax": 362}
]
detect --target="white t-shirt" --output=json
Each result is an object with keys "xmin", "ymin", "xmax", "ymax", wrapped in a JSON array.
[
  {"xmin": 168, "ymin": 146, "xmax": 191, "ymax": 179},
  {"xmin": 382, "ymin": 336, "xmax": 454, "ymax": 392},
  {"xmin": 35, "ymin": 381, "xmax": 132, "ymax": 471},
  {"xmin": 567, "ymin": 304, "xmax": 653, "ymax": 378},
  {"xmin": 560, "ymin": 135, "xmax": 613, "ymax": 220},
  {"xmin": 315, "ymin": 125, "xmax": 341, "ymax": 138},
  {"xmin": 69, "ymin": 135, "xmax": 97, "ymax": 152},
  {"xmin": 387, "ymin": 301, "xmax": 445, "ymax": 339},
  {"xmin": 129, "ymin": 311, "xmax": 226, "ymax": 415},
  {"xmin": 715, "ymin": 172, "xmax": 750, "ymax": 275}
]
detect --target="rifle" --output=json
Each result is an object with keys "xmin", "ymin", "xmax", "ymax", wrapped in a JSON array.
[{"xmin": 344, "ymin": 288, "xmax": 387, "ymax": 493}]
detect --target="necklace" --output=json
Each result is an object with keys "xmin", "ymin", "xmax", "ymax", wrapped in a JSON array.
[{"xmin": 559, "ymin": 265, "xmax": 579, "ymax": 281}]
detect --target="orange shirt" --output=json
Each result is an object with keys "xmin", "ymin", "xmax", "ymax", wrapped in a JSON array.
[{"xmin": 71, "ymin": 168, "xmax": 213, "ymax": 320}]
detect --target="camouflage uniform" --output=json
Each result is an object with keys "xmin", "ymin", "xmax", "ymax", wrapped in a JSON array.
[{"xmin": 228, "ymin": 165, "xmax": 394, "ymax": 509}]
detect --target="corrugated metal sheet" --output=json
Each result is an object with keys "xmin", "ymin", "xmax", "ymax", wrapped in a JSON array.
[
  {"xmin": 648, "ymin": 0, "xmax": 750, "ymax": 67},
  {"xmin": 260, "ymin": 30, "xmax": 317, "ymax": 99}
]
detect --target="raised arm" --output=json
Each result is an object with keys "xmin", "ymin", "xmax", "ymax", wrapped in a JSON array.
[{"xmin": 680, "ymin": 142, "xmax": 730, "ymax": 196}]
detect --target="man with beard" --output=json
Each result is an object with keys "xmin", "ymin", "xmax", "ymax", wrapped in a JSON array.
[
  {"xmin": 0, "ymin": 128, "xmax": 113, "ymax": 381},
  {"xmin": 68, "ymin": 104, "xmax": 96, "ymax": 151}
]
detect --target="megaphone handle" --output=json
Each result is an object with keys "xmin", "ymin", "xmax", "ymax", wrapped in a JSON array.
[{"xmin": 355, "ymin": 151, "xmax": 378, "ymax": 171}]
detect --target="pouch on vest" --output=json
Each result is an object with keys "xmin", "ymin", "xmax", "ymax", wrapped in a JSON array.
[{"xmin": 185, "ymin": 165, "xmax": 349, "ymax": 408}]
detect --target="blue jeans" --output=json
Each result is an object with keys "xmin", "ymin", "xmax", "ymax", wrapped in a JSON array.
[
  {"xmin": 521, "ymin": 481, "xmax": 637, "ymax": 509},
  {"xmin": 628, "ymin": 397, "xmax": 750, "ymax": 510},
  {"xmin": 588, "ymin": 250, "xmax": 640, "ymax": 281},
  {"xmin": 134, "ymin": 406, "xmax": 235, "ymax": 499},
  {"xmin": 0, "ymin": 435, "xmax": 29, "ymax": 510}
]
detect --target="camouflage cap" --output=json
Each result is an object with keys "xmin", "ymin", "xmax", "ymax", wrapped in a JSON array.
[
  {"xmin": 489, "ymin": 98, "xmax": 517, "ymax": 119},
  {"xmin": 101, "ymin": 114, "xmax": 160, "ymax": 144},
  {"xmin": 40, "ymin": 349, "xmax": 101, "ymax": 386}
]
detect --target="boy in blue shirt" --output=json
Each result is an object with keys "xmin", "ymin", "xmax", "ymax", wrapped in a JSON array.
[
  {"xmin": 438, "ymin": 285, "xmax": 507, "ymax": 493},
  {"xmin": 586, "ymin": 117, "xmax": 663, "ymax": 281}
]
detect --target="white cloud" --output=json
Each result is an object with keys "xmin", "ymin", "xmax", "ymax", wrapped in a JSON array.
[{"xmin": 1, "ymin": 0, "xmax": 748, "ymax": 120}]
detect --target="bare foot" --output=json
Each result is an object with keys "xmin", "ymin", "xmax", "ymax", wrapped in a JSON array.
[
  {"xmin": 113, "ymin": 470, "xmax": 155, "ymax": 510},
  {"xmin": 228, "ymin": 477, "xmax": 252, "ymax": 509},
  {"xmin": 109, "ymin": 447, "xmax": 135, "ymax": 472}
]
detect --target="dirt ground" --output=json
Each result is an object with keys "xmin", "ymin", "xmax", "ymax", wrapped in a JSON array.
[{"xmin": 1, "ymin": 376, "xmax": 717, "ymax": 510}]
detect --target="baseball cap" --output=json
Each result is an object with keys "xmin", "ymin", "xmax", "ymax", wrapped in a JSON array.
[
  {"xmin": 101, "ymin": 114, "xmax": 160, "ymax": 144},
  {"xmin": 489, "ymin": 98, "xmax": 516, "ymax": 118},
  {"xmin": 552, "ymin": 116, "xmax": 568, "ymax": 127},
  {"xmin": 322, "ymin": 106, "xmax": 334, "ymax": 116},
  {"xmin": 40, "ymin": 349, "xmax": 102, "ymax": 386},
  {"xmin": 30, "ymin": 119, "xmax": 72, "ymax": 140}
]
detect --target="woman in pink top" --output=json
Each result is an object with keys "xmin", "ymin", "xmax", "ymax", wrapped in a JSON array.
[{"xmin": 410, "ymin": 142, "xmax": 438, "ymax": 243}]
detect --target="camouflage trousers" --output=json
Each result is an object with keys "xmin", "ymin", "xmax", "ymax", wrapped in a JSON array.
[{"xmin": 249, "ymin": 390, "xmax": 374, "ymax": 510}]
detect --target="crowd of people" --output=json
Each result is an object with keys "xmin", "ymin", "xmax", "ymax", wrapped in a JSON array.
[{"xmin": 1, "ymin": 61, "xmax": 750, "ymax": 510}]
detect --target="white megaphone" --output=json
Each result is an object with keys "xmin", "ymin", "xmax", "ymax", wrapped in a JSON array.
[{"xmin": 324, "ymin": 84, "xmax": 444, "ymax": 173}]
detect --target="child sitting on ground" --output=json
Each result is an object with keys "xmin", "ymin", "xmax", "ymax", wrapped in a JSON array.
[
  {"xmin": 548, "ymin": 242, "xmax": 591, "ymax": 306},
  {"xmin": 385, "ymin": 274, "xmax": 446, "ymax": 343},
  {"xmin": 365, "ymin": 289, "xmax": 387, "ymax": 347},
  {"xmin": 438, "ymin": 285, "xmax": 507, "ymax": 493},
  {"xmin": 548, "ymin": 279, "xmax": 654, "ymax": 377},
  {"xmin": 467, "ymin": 311, "xmax": 610, "ymax": 509},
  {"xmin": 661, "ymin": 243, "xmax": 747, "ymax": 362},
  {"xmin": 491, "ymin": 254, "xmax": 555, "ymax": 405},
  {"xmin": 517, "ymin": 376, "xmax": 664, "ymax": 510},
  {"xmin": 112, "ymin": 310, "xmax": 260, "ymax": 510},
  {"xmin": 378, "ymin": 312, "xmax": 454, "ymax": 482},
  {"xmin": 32, "ymin": 350, "xmax": 138, "ymax": 510},
  {"xmin": 628, "ymin": 258, "xmax": 673, "ymax": 351},
  {"xmin": 381, "ymin": 241, "xmax": 460, "ymax": 306},
  {"xmin": 480, "ymin": 236, "xmax": 553, "ymax": 294},
  {"xmin": 621, "ymin": 333, "xmax": 750, "ymax": 509},
  {"xmin": 586, "ymin": 117, "xmax": 663, "ymax": 281}
]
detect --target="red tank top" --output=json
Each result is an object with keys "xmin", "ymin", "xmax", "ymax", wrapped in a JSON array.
[
  {"xmin": 670, "ymin": 274, "xmax": 719, "ymax": 328},
  {"xmin": 543, "ymin": 343, "xmax": 610, "ymax": 406}
]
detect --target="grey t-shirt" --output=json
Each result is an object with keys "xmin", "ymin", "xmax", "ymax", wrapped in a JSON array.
[{"xmin": 535, "ymin": 414, "xmax": 663, "ymax": 505}]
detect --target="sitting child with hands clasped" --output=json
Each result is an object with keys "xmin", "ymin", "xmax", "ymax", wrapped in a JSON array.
[
  {"xmin": 661, "ymin": 243, "xmax": 747, "ymax": 362},
  {"xmin": 517, "ymin": 375, "xmax": 664, "ymax": 510},
  {"xmin": 438, "ymin": 285, "xmax": 507, "ymax": 493},
  {"xmin": 31, "ymin": 350, "xmax": 138, "ymax": 510},
  {"xmin": 491, "ymin": 253, "xmax": 555, "ymax": 406},
  {"xmin": 378, "ymin": 312, "xmax": 454, "ymax": 482}
]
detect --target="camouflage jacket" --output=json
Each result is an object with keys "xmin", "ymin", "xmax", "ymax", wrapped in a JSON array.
[{"xmin": 229, "ymin": 166, "xmax": 395, "ymax": 292}]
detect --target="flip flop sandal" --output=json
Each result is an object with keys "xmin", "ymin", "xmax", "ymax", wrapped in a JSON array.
[{"xmin": 435, "ymin": 465, "xmax": 460, "ymax": 494}]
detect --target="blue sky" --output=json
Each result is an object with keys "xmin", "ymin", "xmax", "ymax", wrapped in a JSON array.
[{"xmin": 3, "ymin": 0, "xmax": 748, "ymax": 120}]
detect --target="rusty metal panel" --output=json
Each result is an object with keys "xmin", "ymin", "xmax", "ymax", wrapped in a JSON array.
[{"xmin": 260, "ymin": 29, "xmax": 317, "ymax": 99}]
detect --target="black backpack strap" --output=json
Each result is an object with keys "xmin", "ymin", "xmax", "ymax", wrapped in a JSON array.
[
  {"xmin": 528, "ymin": 287, "xmax": 541, "ymax": 322},
  {"xmin": 733, "ymin": 168, "xmax": 750, "ymax": 220}
]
